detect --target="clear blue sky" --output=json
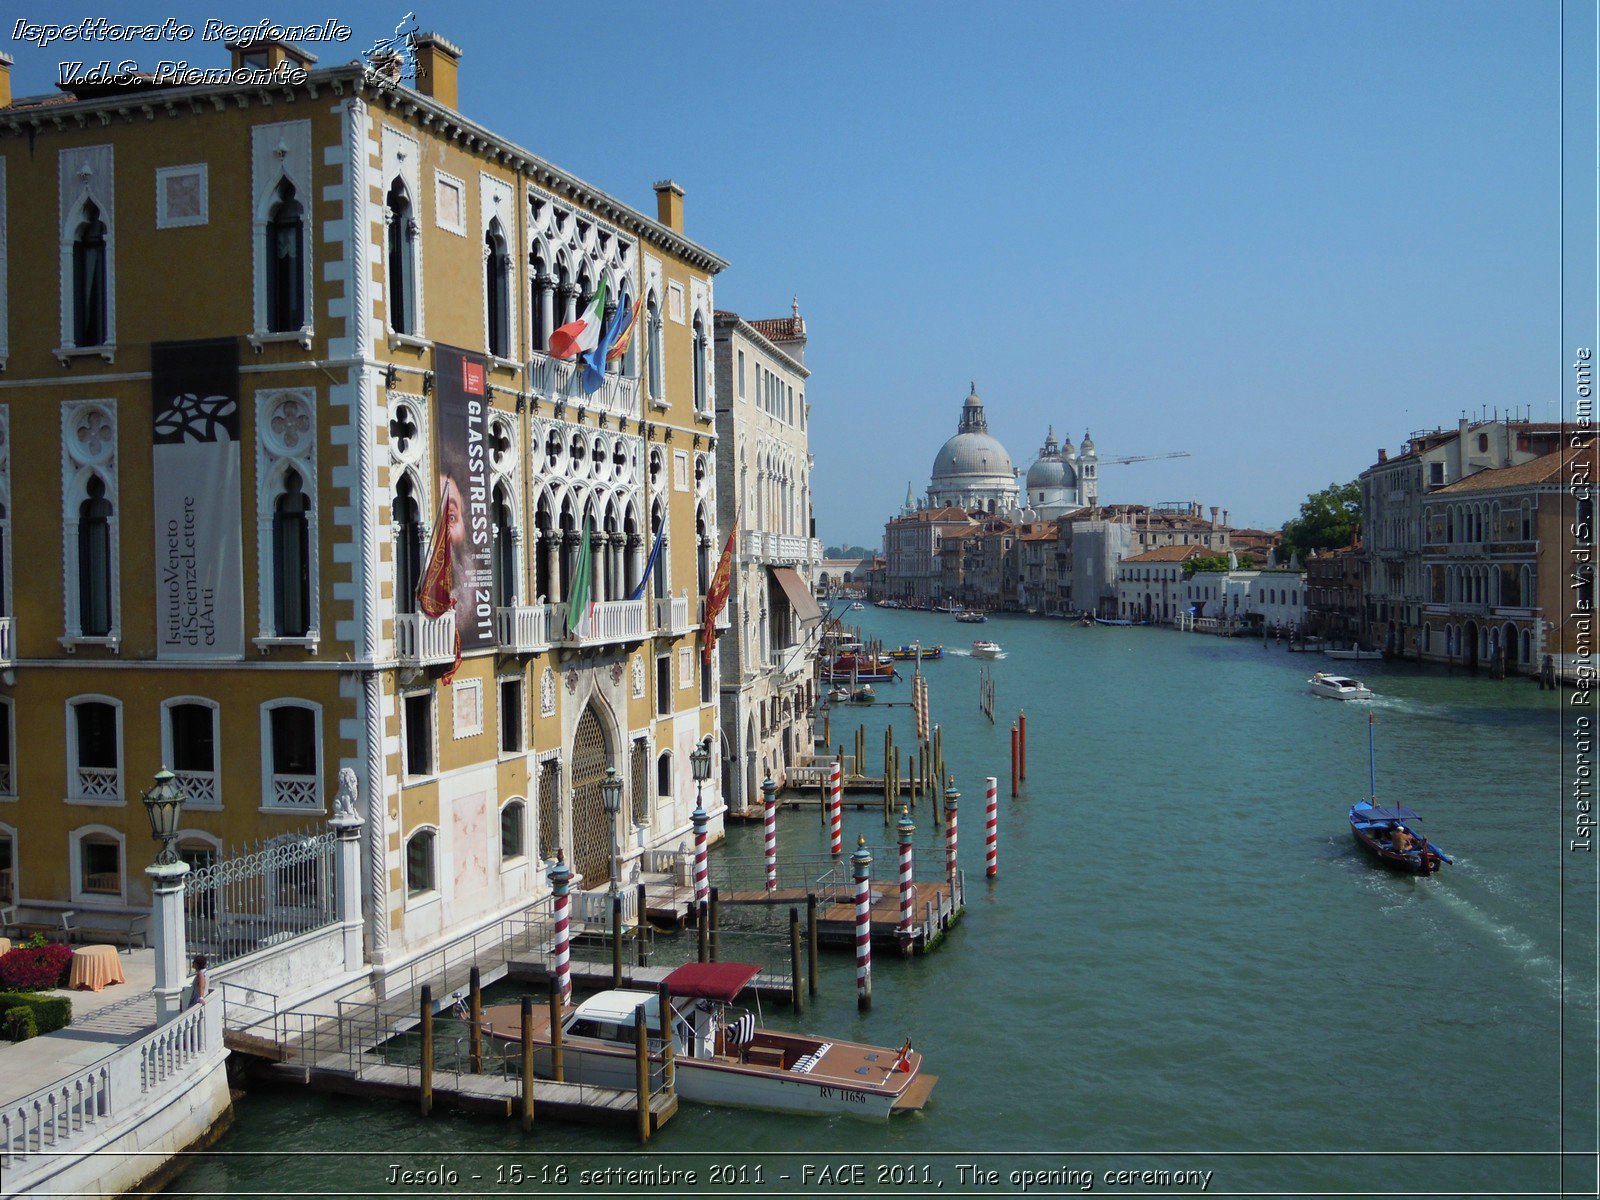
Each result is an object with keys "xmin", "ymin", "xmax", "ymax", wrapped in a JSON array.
[{"xmin": 9, "ymin": 2, "xmax": 1572, "ymax": 544}]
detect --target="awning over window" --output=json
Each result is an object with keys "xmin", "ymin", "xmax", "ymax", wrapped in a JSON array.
[{"xmin": 770, "ymin": 566, "xmax": 823, "ymax": 624}]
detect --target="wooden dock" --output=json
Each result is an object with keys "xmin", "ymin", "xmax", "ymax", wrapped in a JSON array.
[
  {"xmin": 718, "ymin": 879, "xmax": 962, "ymax": 953},
  {"xmin": 274, "ymin": 1061, "xmax": 676, "ymax": 1132}
]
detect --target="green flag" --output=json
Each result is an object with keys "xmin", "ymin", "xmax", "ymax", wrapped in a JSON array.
[{"xmin": 566, "ymin": 518, "xmax": 595, "ymax": 638}]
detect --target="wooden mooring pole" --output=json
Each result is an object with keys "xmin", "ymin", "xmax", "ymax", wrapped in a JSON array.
[
  {"xmin": 697, "ymin": 900, "xmax": 709, "ymax": 962},
  {"xmin": 419, "ymin": 985, "xmax": 434, "ymax": 1117},
  {"xmin": 636, "ymin": 883, "xmax": 649, "ymax": 966},
  {"xmin": 806, "ymin": 893, "xmax": 819, "ymax": 994},
  {"xmin": 1019, "ymin": 709, "xmax": 1027, "ymax": 781},
  {"xmin": 469, "ymin": 966, "xmax": 483, "ymax": 1074},
  {"xmin": 548, "ymin": 990, "xmax": 565, "ymax": 1082},
  {"xmin": 519, "ymin": 995, "xmax": 535, "ymax": 1132},
  {"xmin": 611, "ymin": 894, "xmax": 624, "ymax": 986},
  {"xmin": 634, "ymin": 1006, "xmax": 651, "ymax": 1144},
  {"xmin": 789, "ymin": 907, "xmax": 804, "ymax": 1012},
  {"xmin": 656, "ymin": 982, "xmax": 675, "ymax": 1092},
  {"xmin": 1010, "ymin": 723, "xmax": 1020, "ymax": 797},
  {"xmin": 709, "ymin": 887, "xmax": 721, "ymax": 961}
]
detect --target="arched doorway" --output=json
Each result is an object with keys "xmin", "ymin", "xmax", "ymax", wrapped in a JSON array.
[
  {"xmin": 1463, "ymin": 620, "xmax": 1480, "ymax": 671},
  {"xmin": 1502, "ymin": 622, "xmax": 1519, "ymax": 672},
  {"xmin": 570, "ymin": 704, "xmax": 614, "ymax": 887}
]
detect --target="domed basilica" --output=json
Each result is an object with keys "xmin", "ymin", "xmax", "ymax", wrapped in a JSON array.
[{"xmin": 910, "ymin": 384, "xmax": 1098, "ymax": 521}]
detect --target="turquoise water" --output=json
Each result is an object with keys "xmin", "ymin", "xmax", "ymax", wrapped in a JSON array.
[{"xmin": 171, "ymin": 611, "xmax": 1591, "ymax": 1197}]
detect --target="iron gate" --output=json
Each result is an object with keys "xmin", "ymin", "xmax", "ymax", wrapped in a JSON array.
[{"xmin": 570, "ymin": 705, "xmax": 612, "ymax": 886}]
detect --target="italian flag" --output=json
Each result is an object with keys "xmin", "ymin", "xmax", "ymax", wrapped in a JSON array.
[
  {"xmin": 566, "ymin": 519, "xmax": 596, "ymax": 639},
  {"xmin": 549, "ymin": 276, "xmax": 609, "ymax": 360}
]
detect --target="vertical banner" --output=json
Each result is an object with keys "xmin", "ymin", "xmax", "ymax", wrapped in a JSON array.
[
  {"xmin": 151, "ymin": 338, "xmax": 244, "ymax": 659},
  {"xmin": 433, "ymin": 344, "xmax": 495, "ymax": 651}
]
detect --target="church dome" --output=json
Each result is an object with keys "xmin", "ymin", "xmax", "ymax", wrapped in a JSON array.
[
  {"xmin": 1024, "ymin": 426, "xmax": 1075, "ymax": 489},
  {"xmin": 930, "ymin": 384, "xmax": 1015, "ymax": 485}
]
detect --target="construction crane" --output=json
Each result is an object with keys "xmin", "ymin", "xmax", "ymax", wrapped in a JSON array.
[{"xmin": 1102, "ymin": 451, "xmax": 1191, "ymax": 467}]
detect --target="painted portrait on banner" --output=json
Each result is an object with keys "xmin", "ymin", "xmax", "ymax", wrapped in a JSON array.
[{"xmin": 432, "ymin": 344, "xmax": 496, "ymax": 651}]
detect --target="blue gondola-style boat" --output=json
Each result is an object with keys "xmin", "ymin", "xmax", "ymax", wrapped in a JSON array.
[
  {"xmin": 1348, "ymin": 801, "xmax": 1451, "ymax": 874},
  {"xmin": 1348, "ymin": 713, "xmax": 1451, "ymax": 874}
]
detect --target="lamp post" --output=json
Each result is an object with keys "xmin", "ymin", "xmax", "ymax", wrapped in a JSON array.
[
  {"xmin": 600, "ymin": 765, "xmax": 623, "ymax": 898},
  {"xmin": 141, "ymin": 767, "xmax": 189, "ymax": 1025},
  {"xmin": 690, "ymin": 736, "xmax": 712, "ymax": 911},
  {"xmin": 142, "ymin": 766, "xmax": 185, "ymax": 865}
]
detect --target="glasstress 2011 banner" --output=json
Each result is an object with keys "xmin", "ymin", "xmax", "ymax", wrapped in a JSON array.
[{"xmin": 434, "ymin": 344, "xmax": 495, "ymax": 651}]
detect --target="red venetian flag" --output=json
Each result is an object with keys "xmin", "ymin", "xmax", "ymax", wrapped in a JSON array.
[
  {"xmin": 892, "ymin": 1038, "xmax": 913, "ymax": 1073},
  {"xmin": 417, "ymin": 484, "xmax": 463, "ymax": 683},
  {"xmin": 701, "ymin": 522, "xmax": 738, "ymax": 667}
]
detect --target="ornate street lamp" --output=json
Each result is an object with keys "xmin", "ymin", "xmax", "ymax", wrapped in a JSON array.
[
  {"xmin": 600, "ymin": 765, "xmax": 623, "ymax": 898},
  {"xmin": 142, "ymin": 767, "xmax": 186, "ymax": 866}
]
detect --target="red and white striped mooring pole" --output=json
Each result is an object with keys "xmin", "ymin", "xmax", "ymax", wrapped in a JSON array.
[
  {"xmin": 943, "ymin": 778, "xmax": 960, "ymax": 884},
  {"xmin": 828, "ymin": 757, "xmax": 843, "ymax": 858},
  {"xmin": 762, "ymin": 775, "xmax": 778, "ymax": 892},
  {"xmin": 852, "ymin": 836, "xmax": 873, "ymax": 1011},
  {"xmin": 547, "ymin": 855, "xmax": 573, "ymax": 1005},
  {"xmin": 984, "ymin": 775, "xmax": 999, "ymax": 879},
  {"xmin": 692, "ymin": 802, "xmax": 710, "ymax": 909},
  {"xmin": 897, "ymin": 806, "xmax": 916, "ymax": 955}
]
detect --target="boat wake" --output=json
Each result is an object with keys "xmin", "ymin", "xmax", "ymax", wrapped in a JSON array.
[{"xmin": 1425, "ymin": 882, "xmax": 1567, "ymax": 1004}]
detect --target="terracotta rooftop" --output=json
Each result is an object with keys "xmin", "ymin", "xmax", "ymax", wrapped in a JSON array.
[
  {"xmin": 748, "ymin": 316, "xmax": 805, "ymax": 343},
  {"xmin": 1432, "ymin": 440, "xmax": 1597, "ymax": 494},
  {"xmin": 1123, "ymin": 545, "xmax": 1210, "ymax": 563}
]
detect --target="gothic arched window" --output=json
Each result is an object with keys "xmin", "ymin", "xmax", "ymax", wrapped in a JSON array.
[
  {"xmin": 72, "ymin": 201, "xmax": 108, "ymax": 347},
  {"xmin": 273, "ymin": 469, "xmax": 311, "ymax": 637},
  {"xmin": 265, "ymin": 180, "xmax": 305, "ymax": 333},
  {"xmin": 78, "ymin": 476, "xmax": 113, "ymax": 637},
  {"xmin": 387, "ymin": 178, "xmax": 416, "ymax": 336}
]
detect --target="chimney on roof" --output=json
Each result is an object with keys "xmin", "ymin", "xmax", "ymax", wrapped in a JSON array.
[
  {"xmin": 228, "ymin": 36, "xmax": 317, "ymax": 73},
  {"xmin": 1222, "ymin": 509, "xmax": 1229, "ymax": 527},
  {"xmin": 411, "ymin": 32, "xmax": 461, "ymax": 108},
  {"xmin": 654, "ymin": 180, "xmax": 685, "ymax": 233},
  {"xmin": 1377, "ymin": 448, "xmax": 1387, "ymax": 464},
  {"xmin": 1209, "ymin": 506, "xmax": 1219, "ymax": 528},
  {"xmin": 0, "ymin": 52, "xmax": 12, "ymax": 109}
]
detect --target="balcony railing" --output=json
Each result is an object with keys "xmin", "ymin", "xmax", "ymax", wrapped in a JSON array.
[
  {"xmin": 654, "ymin": 594, "xmax": 691, "ymax": 636},
  {"xmin": 528, "ymin": 351, "xmax": 641, "ymax": 421},
  {"xmin": 395, "ymin": 611, "xmax": 457, "ymax": 666},
  {"xmin": 495, "ymin": 604, "xmax": 552, "ymax": 654},
  {"xmin": 175, "ymin": 770, "xmax": 218, "ymax": 808},
  {"xmin": 267, "ymin": 774, "xmax": 321, "ymax": 810},
  {"xmin": 741, "ymin": 532, "xmax": 822, "ymax": 565},
  {"xmin": 699, "ymin": 598, "xmax": 732, "ymax": 630},
  {"xmin": 556, "ymin": 598, "xmax": 649, "ymax": 647},
  {"xmin": 74, "ymin": 766, "xmax": 121, "ymax": 802},
  {"xmin": 0, "ymin": 617, "xmax": 13, "ymax": 668}
]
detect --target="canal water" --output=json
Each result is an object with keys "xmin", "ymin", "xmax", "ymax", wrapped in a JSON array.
[{"xmin": 173, "ymin": 609, "xmax": 1586, "ymax": 1196}]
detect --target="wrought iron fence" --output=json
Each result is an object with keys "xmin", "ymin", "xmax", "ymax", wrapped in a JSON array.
[{"xmin": 182, "ymin": 829, "xmax": 338, "ymax": 966}]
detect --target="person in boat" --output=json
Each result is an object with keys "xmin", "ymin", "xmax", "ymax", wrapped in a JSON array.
[{"xmin": 1390, "ymin": 823, "xmax": 1413, "ymax": 853}]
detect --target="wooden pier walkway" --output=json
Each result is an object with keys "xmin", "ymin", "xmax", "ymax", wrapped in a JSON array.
[
  {"xmin": 718, "ymin": 879, "xmax": 962, "ymax": 953},
  {"xmin": 279, "ymin": 1062, "xmax": 676, "ymax": 1133}
]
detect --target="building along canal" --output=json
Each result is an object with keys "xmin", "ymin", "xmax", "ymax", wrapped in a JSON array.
[{"xmin": 173, "ymin": 608, "xmax": 1584, "ymax": 1197}]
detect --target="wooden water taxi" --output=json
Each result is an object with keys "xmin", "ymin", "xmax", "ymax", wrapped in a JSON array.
[{"xmin": 486, "ymin": 964, "xmax": 935, "ymax": 1119}]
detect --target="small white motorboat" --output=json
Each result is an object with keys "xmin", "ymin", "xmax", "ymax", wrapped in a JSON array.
[
  {"xmin": 849, "ymin": 602, "xmax": 864, "ymax": 610},
  {"xmin": 486, "ymin": 963, "xmax": 935, "ymax": 1119},
  {"xmin": 970, "ymin": 640, "xmax": 1004, "ymax": 659},
  {"xmin": 1323, "ymin": 647, "xmax": 1379, "ymax": 661},
  {"xmin": 1308, "ymin": 672, "xmax": 1374, "ymax": 701}
]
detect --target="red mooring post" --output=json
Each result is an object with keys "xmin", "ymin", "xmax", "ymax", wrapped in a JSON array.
[
  {"xmin": 1018, "ymin": 710, "xmax": 1027, "ymax": 781},
  {"xmin": 853, "ymin": 837, "xmax": 874, "ymax": 1011},
  {"xmin": 984, "ymin": 775, "xmax": 999, "ymax": 879},
  {"xmin": 1010, "ymin": 723, "xmax": 1019, "ymax": 797}
]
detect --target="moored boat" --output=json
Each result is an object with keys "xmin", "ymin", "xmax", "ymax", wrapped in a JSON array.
[
  {"xmin": 1308, "ymin": 672, "xmax": 1373, "ymax": 701},
  {"xmin": 970, "ymin": 640, "xmax": 1003, "ymax": 659},
  {"xmin": 1323, "ymin": 647, "xmax": 1379, "ymax": 661},
  {"xmin": 827, "ymin": 686, "xmax": 850, "ymax": 704},
  {"xmin": 485, "ymin": 963, "xmax": 936, "ymax": 1119},
  {"xmin": 955, "ymin": 611, "xmax": 987, "ymax": 624},
  {"xmin": 887, "ymin": 643, "xmax": 943, "ymax": 661},
  {"xmin": 1094, "ymin": 616, "xmax": 1133, "ymax": 626},
  {"xmin": 851, "ymin": 684, "xmax": 876, "ymax": 703}
]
